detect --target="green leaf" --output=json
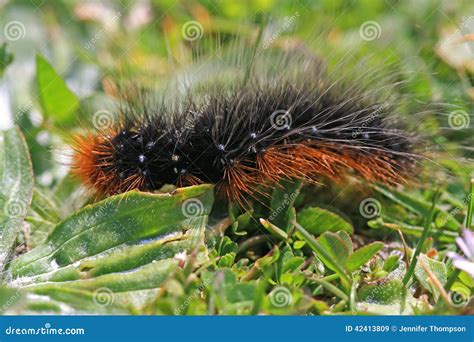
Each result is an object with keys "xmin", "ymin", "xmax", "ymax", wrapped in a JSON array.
[
  {"xmin": 317, "ymin": 232, "xmax": 351, "ymax": 271},
  {"xmin": 218, "ymin": 253, "xmax": 236, "ymax": 268},
  {"xmin": 231, "ymin": 210, "xmax": 252, "ymax": 236},
  {"xmin": 0, "ymin": 43, "xmax": 14, "ymax": 78},
  {"xmin": 310, "ymin": 276, "xmax": 349, "ymax": 302},
  {"xmin": 293, "ymin": 240, "xmax": 306, "ymax": 249},
  {"xmin": 26, "ymin": 188, "xmax": 62, "ymax": 248},
  {"xmin": 458, "ymin": 271, "xmax": 474, "ymax": 288},
  {"xmin": 26, "ymin": 258, "xmax": 181, "ymax": 294},
  {"xmin": 383, "ymin": 255, "xmax": 400, "ymax": 273},
  {"xmin": 269, "ymin": 179, "xmax": 302, "ymax": 232},
  {"xmin": 207, "ymin": 269, "xmax": 256, "ymax": 312},
  {"xmin": 294, "ymin": 223, "xmax": 350, "ymax": 287},
  {"xmin": 25, "ymin": 217, "xmax": 56, "ymax": 249},
  {"xmin": 367, "ymin": 217, "xmax": 457, "ymax": 243},
  {"xmin": 414, "ymin": 254, "xmax": 447, "ymax": 299},
  {"xmin": 29, "ymin": 188, "xmax": 61, "ymax": 224},
  {"xmin": 347, "ymin": 242, "xmax": 383, "ymax": 271},
  {"xmin": 21, "ymin": 285, "xmax": 155, "ymax": 314},
  {"xmin": 9, "ymin": 185, "xmax": 214, "ymax": 290},
  {"xmin": 0, "ymin": 127, "xmax": 34, "ymax": 270},
  {"xmin": 372, "ymin": 185, "xmax": 460, "ymax": 231},
  {"xmin": 0, "ymin": 286, "xmax": 22, "ymax": 313},
  {"xmin": 225, "ymin": 283, "xmax": 256, "ymax": 303},
  {"xmin": 218, "ymin": 236, "xmax": 238, "ymax": 256},
  {"xmin": 337, "ymin": 231, "xmax": 353, "ymax": 254},
  {"xmin": 358, "ymin": 278, "xmax": 405, "ymax": 305},
  {"xmin": 260, "ymin": 218, "xmax": 288, "ymax": 240},
  {"xmin": 52, "ymin": 174, "xmax": 89, "ymax": 217},
  {"xmin": 6, "ymin": 184, "xmax": 213, "ymax": 312},
  {"xmin": 281, "ymin": 256, "xmax": 305, "ymax": 273},
  {"xmin": 297, "ymin": 207, "xmax": 353, "ymax": 235},
  {"xmin": 36, "ymin": 55, "xmax": 79, "ymax": 126}
]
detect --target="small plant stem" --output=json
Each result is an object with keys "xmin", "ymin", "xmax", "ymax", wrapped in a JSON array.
[
  {"xmin": 418, "ymin": 258, "xmax": 452, "ymax": 306},
  {"xmin": 309, "ymin": 277, "xmax": 349, "ymax": 302},
  {"xmin": 465, "ymin": 178, "xmax": 474, "ymax": 229},
  {"xmin": 446, "ymin": 179, "xmax": 474, "ymax": 290},
  {"xmin": 402, "ymin": 190, "xmax": 440, "ymax": 286},
  {"xmin": 321, "ymin": 273, "xmax": 340, "ymax": 282},
  {"xmin": 295, "ymin": 223, "xmax": 351, "ymax": 287},
  {"xmin": 397, "ymin": 229, "xmax": 410, "ymax": 268},
  {"xmin": 349, "ymin": 274, "xmax": 359, "ymax": 312},
  {"xmin": 237, "ymin": 234, "xmax": 273, "ymax": 254},
  {"xmin": 445, "ymin": 269, "xmax": 461, "ymax": 291}
]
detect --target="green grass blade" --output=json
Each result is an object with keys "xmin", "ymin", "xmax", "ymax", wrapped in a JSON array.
[
  {"xmin": 402, "ymin": 190, "xmax": 440, "ymax": 286},
  {"xmin": 0, "ymin": 127, "xmax": 34, "ymax": 270},
  {"xmin": 295, "ymin": 223, "xmax": 351, "ymax": 287}
]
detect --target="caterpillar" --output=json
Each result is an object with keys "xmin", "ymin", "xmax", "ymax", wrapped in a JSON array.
[{"xmin": 71, "ymin": 42, "xmax": 419, "ymax": 207}]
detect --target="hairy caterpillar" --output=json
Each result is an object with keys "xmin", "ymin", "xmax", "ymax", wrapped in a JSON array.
[{"xmin": 71, "ymin": 42, "xmax": 419, "ymax": 207}]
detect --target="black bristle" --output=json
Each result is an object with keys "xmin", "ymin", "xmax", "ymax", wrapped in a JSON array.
[{"xmin": 76, "ymin": 45, "xmax": 420, "ymax": 199}]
